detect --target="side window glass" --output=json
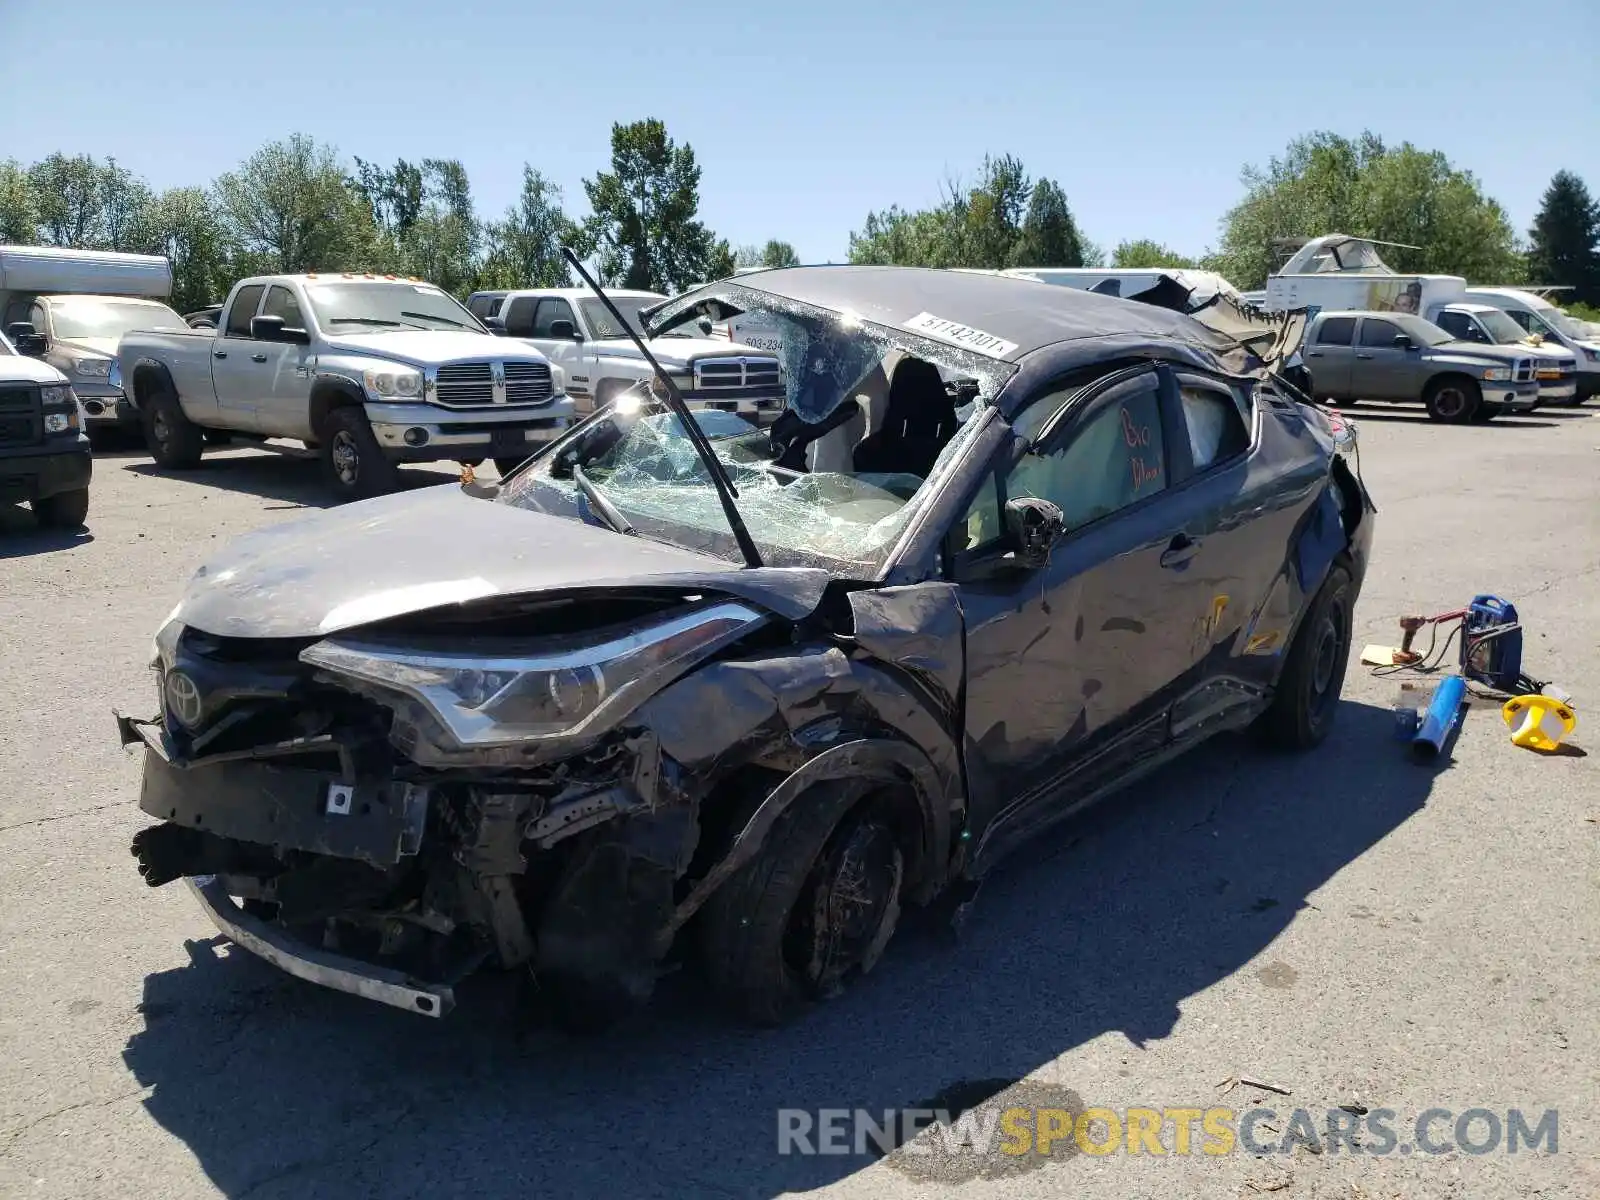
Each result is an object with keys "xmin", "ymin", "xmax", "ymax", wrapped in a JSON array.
[
  {"xmin": 1316, "ymin": 316, "xmax": 1355, "ymax": 345},
  {"xmin": 533, "ymin": 299, "xmax": 577, "ymax": 338},
  {"xmin": 955, "ymin": 473, "xmax": 1002, "ymax": 551},
  {"xmin": 1178, "ymin": 383, "xmax": 1250, "ymax": 471},
  {"xmin": 502, "ymin": 296, "xmax": 537, "ymax": 338},
  {"xmin": 1358, "ymin": 319, "xmax": 1402, "ymax": 348},
  {"xmin": 1505, "ymin": 309, "xmax": 1534, "ymax": 333},
  {"xmin": 1435, "ymin": 312, "xmax": 1467, "ymax": 339},
  {"xmin": 225, "ymin": 285, "xmax": 265, "ymax": 337},
  {"xmin": 260, "ymin": 285, "xmax": 304, "ymax": 328},
  {"xmin": 1012, "ymin": 382, "xmax": 1167, "ymax": 533}
]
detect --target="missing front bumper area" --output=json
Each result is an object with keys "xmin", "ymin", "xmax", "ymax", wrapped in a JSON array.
[{"xmin": 185, "ymin": 875, "xmax": 458, "ymax": 1017}]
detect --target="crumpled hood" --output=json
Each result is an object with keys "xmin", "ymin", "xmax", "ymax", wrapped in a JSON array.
[
  {"xmin": 0, "ymin": 354, "xmax": 70, "ymax": 385},
  {"xmin": 323, "ymin": 330, "xmax": 552, "ymax": 367},
  {"xmin": 171, "ymin": 484, "xmax": 831, "ymax": 639},
  {"xmin": 592, "ymin": 336, "xmax": 779, "ymax": 369}
]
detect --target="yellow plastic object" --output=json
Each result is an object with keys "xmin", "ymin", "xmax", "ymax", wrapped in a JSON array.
[{"xmin": 1501, "ymin": 694, "xmax": 1577, "ymax": 752}]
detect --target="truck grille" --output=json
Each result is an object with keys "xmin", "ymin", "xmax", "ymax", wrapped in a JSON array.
[
  {"xmin": 0, "ymin": 386, "xmax": 40, "ymax": 448},
  {"xmin": 1514, "ymin": 360, "xmax": 1534, "ymax": 383},
  {"xmin": 432, "ymin": 361, "xmax": 555, "ymax": 408},
  {"xmin": 693, "ymin": 356, "xmax": 782, "ymax": 394}
]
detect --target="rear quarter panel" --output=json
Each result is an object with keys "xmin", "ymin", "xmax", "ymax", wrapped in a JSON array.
[{"xmin": 118, "ymin": 329, "xmax": 220, "ymax": 418}]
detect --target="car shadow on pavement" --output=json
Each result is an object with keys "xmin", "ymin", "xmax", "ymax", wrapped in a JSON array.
[
  {"xmin": 0, "ymin": 504, "xmax": 93, "ymax": 556},
  {"xmin": 120, "ymin": 449, "xmax": 463, "ymax": 511},
  {"xmin": 121, "ymin": 699, "xmax": 1436, "ymax": 1198}
]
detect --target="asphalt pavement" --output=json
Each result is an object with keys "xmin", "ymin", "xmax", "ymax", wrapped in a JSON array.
[{"xmin": 2, "ymin": 407, "xmax": 1597, "ymax": 1199}]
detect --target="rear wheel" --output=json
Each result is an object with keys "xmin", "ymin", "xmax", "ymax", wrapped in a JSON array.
[
  {"xmin": 699, "ymin": 781, "xmax": 905, "ymax": 1026},
  {"xmin": 33, "ymin": 487, "xmax": 89, "ymax": 530},
  {"xmin": 319, "ymin": 407, "xmax": 399, "ymax": 501},
  {"xmin": 141, "ymin": 385, "xmax": 204, "ymax": 469},
  {"xmin": 1423, "ymin": 376, "xmax": 1480, "ymax": 423},
  {"xmin": 1258, "ymin": 563, "xmax": 1353, "ymax": 750}
]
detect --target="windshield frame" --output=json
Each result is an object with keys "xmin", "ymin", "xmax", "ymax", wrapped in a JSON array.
[
  {"xmin": 1473, "ymin": 308, "xmax": 1532, "ymax": 345},
  {"xmin": 43, "ymin": 297, "xmax": 188, "ymax": 341},
  {"xmin": 304, "ymin": 280, "xmax": 488, "ymax": 334}
]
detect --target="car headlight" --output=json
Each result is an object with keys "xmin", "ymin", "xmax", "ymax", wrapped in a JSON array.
[
  {"xmin": 43, "ymin": 409, "xmax": 81, "ymax": 434},
  {"xmin": 72, "ymin": 357, "xmax": 111, "ymax": 379},
  {"xmin": 550, "ymin": 364, "xmax": 566, "ymax": 395},
  {"xmin": 150, "ymin": 609, "xmax": 184, "ymax": 671},
  {"xmin": 1584, "ymin": 347, "xmax": 1600, "ymax": 363},
  {"xmin": 1482, "ymin": 367, "xmax": 1512, "ymax": 381},
  {"xmin": 361, "ymin": 362, "xmax": 424, "ymax": 400},
  {"xmin": 41, "ymin": 384, "xmax": 72, "ymax": 405},
  {"xmin": 300, "ymin": 601, "xmax": 765, "ymax": 746}
]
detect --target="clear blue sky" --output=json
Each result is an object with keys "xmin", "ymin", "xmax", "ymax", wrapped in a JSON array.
[{"xmin": 5, "ymin": 0, "xmax": 1597, "ymax": 264}]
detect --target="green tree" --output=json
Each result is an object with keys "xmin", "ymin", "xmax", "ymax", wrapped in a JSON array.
[
  {"xmin": 1009, "ymin": 179, "xmax": 1088, "ymax": 267},
  {"xmin": 1211, "ymin": 131, "xmax": 1523, "ymax": 288},
  {"xmin": 848, "ymin": 202, "xmax": 962, "ymax": 266},
  {"xmin": 213, "ymin": 134, "xmax": 377, "ymax": 273},
  {"xmin": 1111, "ymin": 238, "xmax": 1198, "ymax": 269},
  {"xmin": 705, "ymin": 239, "xmax": 738, "ymax": 280},
  {"xmin": 351, "ymin": 157, "xmax": 425, "ymax": 240},
  {"xmin": 0, "ymin": 160, "xmax": 36, "ymax": 242},
  {"xmin": 755, "ymin": 241, "xmax": 793, "ymax": 268},
  {"xmin": 146, "ymin": 187, "xmax": 233, "ymax": 311},
  {"xmin": 391, "ymin": 159, "xmax": 480, "ymax": 293},
  {"xmin": 1526, "ymin": 170, "xmax": 1600, "ymax": 306},
  {"xmin": 26, "ymin": 153, "xmax": 154, "ymax": 250},
  {"xmin": 581, "ymin": 119, "xmax": 714, "ymax": 292},
  {"xmin": 957, "ymin": 154, "xmax": 1031, "ymax": 269},
  {"xmin": 479, "ymin": 166, "xmax": 576, "ymax": 289}
]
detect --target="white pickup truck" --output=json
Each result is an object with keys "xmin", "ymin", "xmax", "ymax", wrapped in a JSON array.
[
  {"xmin": 466, "ymin": 286, "xmax": 786, "ymax": 421},
  {"xmin": 117, "ymin": 273, "xmax": 576, "ymax": 499}
]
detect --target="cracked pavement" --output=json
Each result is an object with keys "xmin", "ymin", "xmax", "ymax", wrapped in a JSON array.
[{"xmin": 1, "ymin": 412, "xmax": 1597, "ymax": 1199}]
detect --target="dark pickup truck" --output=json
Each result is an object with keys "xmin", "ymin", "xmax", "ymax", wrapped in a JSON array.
[
  {"xmin": 1302, "ymin": 310, "xmax": 1539, "ymax": 423},
  {"xmin": 0, "ymin": 326, "xmax": 92, "ymax": 529}
]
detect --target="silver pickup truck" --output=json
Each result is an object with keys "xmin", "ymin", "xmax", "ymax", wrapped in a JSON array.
[{"xmin": 117, "ymin": 274, "xmax": 576, "ymax": 499}]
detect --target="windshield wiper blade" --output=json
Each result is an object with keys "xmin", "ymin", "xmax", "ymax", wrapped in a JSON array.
[
  {"xmin": 326, "ymin": 316, "xmax": 406, "ymax": 326},
  {"xmin": 572, "ymin": 464, "xmax": 635, "ymax": 537},
  {"xmin": 402, "ymin": 310, "xmax": 468, "ymax": 329},
  {"xmin": 562, "ymin": 246, "xmax": 763, "ymax": 569}
]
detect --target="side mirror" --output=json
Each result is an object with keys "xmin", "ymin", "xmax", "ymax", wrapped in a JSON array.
[
  {"xmin": 483, "ymin": 315, "xmax": 507, "ymax": 334},
  {"xmin": 1392, "ymin": 334, "xmax": 1415, "ymax": 350},
  {"xmin": 249, "ymin": 314, "xmax": 310, "ymax": 344},
  {"xmin": 549, "ymin": 319, "xmax": 580, "ymax": 340},
  {"xmin": 1003, "ymin": 496, "xmax": 1065, "ymax": 569},
  {"xmin": 697, "ymin": 318, "xmax": 714, "ymax": 336},
  {"xmin": 6, "ymin": 321, "xmax": 48, "ymax": 357}
]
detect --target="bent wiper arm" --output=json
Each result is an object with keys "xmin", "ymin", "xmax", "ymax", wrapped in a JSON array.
[
  {"xmin": 572, "ymin": 464, "xmax": 635, "ymax": 537},
  {"xmin": 562, "ymin": 246, "xmax": 764, "ymax": 569}
]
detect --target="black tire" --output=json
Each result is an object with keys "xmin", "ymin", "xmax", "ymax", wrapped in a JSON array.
[
  {"xmin": 494, "ymin": 457, "xmax": 526, "ymax": 478},
  {"xmin": 141, "ymin": 384, "xmax": 204, "ymax": 469},
  {"xmin": 319, "ymin": 407, "xmax": 399, "ymax": 501},
  {"xmin": 202, "ymin": 429, "xmax": 233, "ymax": 445},
  {"xmin": 33, "ymin": 487, "xmax": 89, "ymax": 530},
  {"xmin": 1325, "ymin": 395, "xmax": 1358, "ymax": 408},
  {"xmin": 1423, "ymin": 376, "xmax": 1480, "ymax": 423},
  {"xmin": 1471, "ymin": 402, "xmax": 1504, "ymax": 423},
  {"xmin": 699, "ymin": 781, "xmax": 905, "ymax": 1027},
  {"xmin": 1258, "ymin": 563, "xmax": 1354, "ymax": 750}
]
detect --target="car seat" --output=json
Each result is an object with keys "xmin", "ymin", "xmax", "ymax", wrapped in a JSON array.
[{"xmin": 851, "ymin": 357, "xmax": 957, "ymax": 478}]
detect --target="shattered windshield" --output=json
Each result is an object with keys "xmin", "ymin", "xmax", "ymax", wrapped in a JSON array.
[
  {"xmin": 579, "ymin": 296, "xmax": 694, "ymax": 339},
  {"xmin": 499, "ymin": 299, "xmax": 1008, "ymax": 573}
]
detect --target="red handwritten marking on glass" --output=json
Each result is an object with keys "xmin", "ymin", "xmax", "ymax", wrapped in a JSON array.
[
  {"xmin": 1120, "ymin": 407, "xmax": 1150, "ymax": 448},
  {"xmin": 1130, "ymin": 456, "xmax": 1161, "ymax": 490},
  {"xmin": 1121, "ymin": 406, "xmax": 1160, "ymax": 490}
]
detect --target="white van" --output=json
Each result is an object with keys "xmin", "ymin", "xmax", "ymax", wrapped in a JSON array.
[
  {"xmin": 0, "ymin": 245, "xmax": 185, "ymax": 430},
  {"xmin": 1463, "ymin": 287, "xmax": 1600, "ymax": 400},
  {"xmin": 1257, "ymin": 234, "xmax": 1468, "ymax": 321}
]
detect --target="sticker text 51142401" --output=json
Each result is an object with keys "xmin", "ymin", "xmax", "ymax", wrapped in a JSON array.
[{"xmin": 903, "ymin": 312, "xmax": 1019, "ymax": 359}]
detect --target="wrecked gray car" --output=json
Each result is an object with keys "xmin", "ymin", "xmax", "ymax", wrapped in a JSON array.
[{"xmin": 121, "ymin": 265, "xmax": 1374, "ymax": 1028}]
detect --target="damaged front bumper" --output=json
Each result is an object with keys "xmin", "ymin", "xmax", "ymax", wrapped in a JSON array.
[{"xmin": 185, "ymin": 874, "xmax": 456, "ymax": 1017}]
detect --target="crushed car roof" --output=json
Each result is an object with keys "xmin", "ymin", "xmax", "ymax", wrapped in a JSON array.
[{"xmin": 647, "ymin": 266, "xmax": 1297, "ymax": 388}]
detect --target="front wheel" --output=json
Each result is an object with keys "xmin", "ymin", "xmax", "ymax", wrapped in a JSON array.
[
  {"xmin": 1424, "ymin": 377, "xmax": 1481, "ymax": 423},
  {"xmin": 33, "ymin": 487, "xmax": 90, "ymax": 530},
  {"xmin": 1257, "ymin": 563, "xmax": 1353, "ymax": 750},
  {"xmin": 699, "ymin": 781, "xmax": 905, "ymax": 1026},
  {"xmin": 320, "ymin": 407, "xmax": 399, "ymax": 501}
]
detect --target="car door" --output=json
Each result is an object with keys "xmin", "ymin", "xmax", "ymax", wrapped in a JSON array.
[
  {"xmin": 256, "ymin": 284, "xmax": 317, "ymax": 438},
  {"xmin": 211, "ymin": 284, "xmax": 267, "ymax": 431},
  {"xmin": 1349, "ymin": 316, "xmax": 1412, "ymax": 399},
  {"xmin": 531, "ymin": 297, "xmax": 592, "ymax": 408},
  {"xmin": 1302, "ymin": 316, "xmax": 1356, "ymax": 398},
  {"xmin": 954, "ymin": 366, "xmax": 1215, "ymax": 858}
]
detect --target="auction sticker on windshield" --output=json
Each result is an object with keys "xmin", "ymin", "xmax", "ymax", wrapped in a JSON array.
[{"xmin": 904, "ymin": 312, "xmax": 1019, "ymax": 359}]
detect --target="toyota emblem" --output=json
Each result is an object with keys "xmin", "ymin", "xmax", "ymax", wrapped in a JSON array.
[{"xmin": 164, "ymin": 670, "xmax": 204, "ymax": 729}]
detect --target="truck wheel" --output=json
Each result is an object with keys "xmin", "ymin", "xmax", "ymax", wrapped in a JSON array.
[
  {"xmin": 1256, "ymin": 563, "xmax": 1353, "ymax": 750},
  {"xmin": 1423, "ymin": 376, "xmax": 1480, "ymax": 423},
  {"xmin": 142, "ymin": 385, "xmax": 205, "ymax": 469},
  {"xmin": 1471, "ymin": 402, "xmax": 1503, "ymax": 423},
  {"xmin": 320, "ymin": 407, "xmax": 399, "ymax": 501},
  {"xmin": 699, "ymin": 780, "xmax": 905, "ymax": 1027},
  {"xmin": 32, "ymin": 487, "xmax": 90, "ymax": 530},
  {"xmin": 202, "ymin": 430, "xmax": 233, "ymax": 446}
]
